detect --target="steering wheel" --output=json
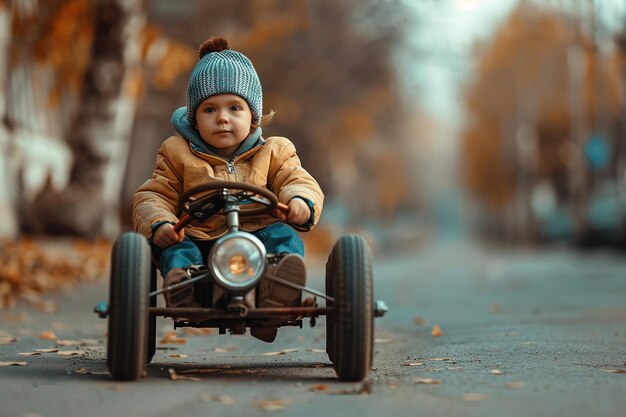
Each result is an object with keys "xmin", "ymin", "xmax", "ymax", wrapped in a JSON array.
[{"xmin": 175, "ymin": 180, "xmax": 279, "ymax": 232}]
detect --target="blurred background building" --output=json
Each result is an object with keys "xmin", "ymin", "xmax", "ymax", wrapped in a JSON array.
[{"xmin": 0, "ymin": 0, "xmax": 625, "ymax": 252}]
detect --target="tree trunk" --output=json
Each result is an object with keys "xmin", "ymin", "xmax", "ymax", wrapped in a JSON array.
[
  {"xmin": 31, "ymin": 0, "xmax": 145, "ymax": 237},
  {"xmin": 0, "ymin": 2, "xmax": 18, "ymax": 239}
]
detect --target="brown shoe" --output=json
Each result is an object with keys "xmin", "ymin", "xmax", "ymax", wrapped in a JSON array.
[
  {"xmin": 250, "ymin": 327, "xmax": 277, "ymax": 343},
  {"xmin": 258, "ymin": 254, "xmax": 306, "ymax": 308},
  {"xmin": 162, "ymin": 266, "xmax": 203, "ymax": 307}
]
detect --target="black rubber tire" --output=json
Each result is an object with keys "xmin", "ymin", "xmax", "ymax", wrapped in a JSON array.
[
  {"xmin": 146, "ymin": 263, "xmax": 157, "ymax": 364},
  {"xmin": 107, "ymin": 232, "xmax": 151, "ymax": 381},
  {"xmin": 325, "ymin": 234, "xmax": 374, "ymax": 381}
]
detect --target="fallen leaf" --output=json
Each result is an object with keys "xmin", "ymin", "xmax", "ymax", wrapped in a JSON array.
[
  {"xmin": 58, "ymin": 350, "xmax": 85, "ymax": 356},
  {"xmin": 180, "ymin": 365, "xmax": 231, "ymax": 374},
  {"xmin": 463, "ymin": 393, "xmax": 488, "ymax": 401},
  {"xmin": 262, "ymin": 348, "xmax": 299, "ymax": 356},
  {"xmin": 374, "ymin": 338, "xmax": 394, "ymax": 344},
  {"xmin": 159, "ymin": 331, "xmax": 187, "ymax": 345},
  {"xmin": 213, "ymin": 345, "xmax": 238, "ymax": 353},
  {"xmin": 183, "ymin": 328, "xmax": 216, "ymax": 336},
  {"xmin": 254, "ymin": 399, "xmax": 289, "ymax": 411},
  {"xmin": 75, "ymin": 369, "xmax": 110, "ymax": 375},
  {"xmin": 414, "ymin": 378, "xmax": 442, "ymax": 385},
  {"xmin": 602, "ymin": 369, "xmax": 626, "ymax": 374},
  {"xmin": 169, "ymin": 353, "xmax": 188, "ymax": 358},
  {"xmin": 0, "ymin": 361, "xmax": 27, "ymax": 366},
  {"xmin": 309, "ymin": 384, "xmax": 329, "ymax": 392},
  {"xmin": 306, "ymin": 348, "xmax": 326, "ymax": 353},
  {"xmin": 200, "ymin": 393, "xmax": 235, "ymax": 404},
  {"xmin": 33, "ymin": 348, "xmax": 58, "ymax": 353},
  {"xmin": 168, "ymin": 368, "xmax": 201, "ymax": 381},
  {"xmin": 490, "ymin": 369, "xmax": 504, "ymax": 375},
  {"xmin": 504, "ymin": 381, "xmax": 527, "ymax": 389},
  {"xmin": 429, "ymin": 358, "xmax": 450, "ymax": 361},
  {"xmin": 18, "ymin": 352, "xmax": 41, "ymax": 356},
  {"xmin": 413, "ymin": 317, "xmax": 425, "ymax": 325},
  {"xmin": 431, "ymin": 325, "xmax": 442, "ymax": 337},
  {"xmin": 402, "ymin": 362, "xmax": 425, "ymax": 366},
  {"xmin": 38, "ymin": 330, "xmax": 57, "ymax": 340},
  {"xmin": 0, "ymin": 336, "xmax": 16, "ymax": 344},
  {"xmin": 447, "ymin": 367, "xmax": 464, "ymax": 370}
]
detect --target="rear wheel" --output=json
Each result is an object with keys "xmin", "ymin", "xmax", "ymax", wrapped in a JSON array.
[
  {"xmin": 325, "ymin": 235, "xmax": 374, "ymax": 381},
  {"xmin": 107, "ymin": 232, "xmax": 151, "ymax": 381}
]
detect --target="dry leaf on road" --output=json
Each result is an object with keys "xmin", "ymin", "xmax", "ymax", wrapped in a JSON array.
[
  {"xmin": 0, "ymin": 361, "xmax": 27, "ymax": 366},
  {"xmin": 254, "ymin": 399, "xmax": 289, "ymax": 411},
  {"xmin": 183, "ymin": 328, "xmax": 216, "ymax": 336},
  {"xmin": 431, "ymin": 324, "xmax": 442, "ymax": 337},
  {"xmin": 602, "ymin": 369, "xmax": 626, "ymax": 374},
  {"xmin": 0, "ymin": 336, "xmax": 16, "ymax": 344},
  {"xmin": 490, "ymin": 369, "xmax": 504, "ymax": 375},
  {"xmin": 262, "ymin": 348, "xmax": 299, "ymax": 356},
  {"xmin": 414, "ymin": 378, "xmax": 442, "ymax": 385},
  {"xmin": 168, "ymin": 368, "xmax": 201, "ymax": 381},
  {"xmin": 159, "ymin": 331, "xmax": 187, "ymax": 345},
  {"xmin": 402, "ymin": 362, "xmax": 425, "ymax": 366},
  {"xmin": 18, "ymin": 352, "xmax": 41, "ymax": 356},
  {"xmin": 504, "ymin": 381, "xmax": 527, "ymax": 389},
  {"xmin": 213, "ymin": 346, "xmax": 238, "ymax": 353},
  {"xmin": 38, "ymin": 330, "xmax": 57, "ymax": 340},
  {"xmin": 463, "ymin": 393, "xmax": 488, "ymax": 401},
  {"xmin": 33, "ymin": 348, "xmax": 58, "ymax": 353},
  {"xmin": 374, "ymin": 338, "xmax": 394, "ymax": 344},
  {"xmin": 58, "ymin": 350, "xmax": 85, "ymax": 356},
  {"xmin": 309, "ymin": 384, "xmax": 329, "ymax": 392},
  {"xmin": 169, "ymin": 353, "xmax": 188, "ymax": 358}
]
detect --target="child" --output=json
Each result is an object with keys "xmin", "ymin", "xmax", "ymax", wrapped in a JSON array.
[{"xmin": 132, "ymin": 37, "xmax": 324, "ymax": 338}]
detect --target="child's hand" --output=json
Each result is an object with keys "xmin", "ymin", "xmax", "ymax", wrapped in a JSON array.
[
  {"xmin": 286, "ymin": 198, "xmax": 311, "ymax": 225},
  {"xmin": 153, "ymin": 223, "xmax": 184, "ymax": 248}
]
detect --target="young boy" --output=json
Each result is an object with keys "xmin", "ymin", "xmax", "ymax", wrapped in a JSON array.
[{"xmin": 132, "ymin": 37, "xmax": 324, "ymax": 339}]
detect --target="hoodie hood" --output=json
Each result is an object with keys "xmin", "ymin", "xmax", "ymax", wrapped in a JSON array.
[{"xmin": 171, "ymin": 106, "xmax": 262, "ymax": 159}]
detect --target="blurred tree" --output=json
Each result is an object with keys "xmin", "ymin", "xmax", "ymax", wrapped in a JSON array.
[
  {"xmin": 0, "ymin": 0, "xmax": 194, "ymax": 238},
  {"xmin": 460, "ymin": 2, "xmax": 623, "ymax": 242}
]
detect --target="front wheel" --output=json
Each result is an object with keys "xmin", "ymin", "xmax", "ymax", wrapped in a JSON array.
[
  {"xmin": 107, "ymin": 232, "xmax": 151, "ymax": 381},
  {"xmin": 325, "ymin": 235, "xmax": 374, "ymax": 381}
]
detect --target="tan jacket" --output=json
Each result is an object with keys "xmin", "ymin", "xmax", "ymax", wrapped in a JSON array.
[{"xmin": 132, "ymin": 135, "xmax": 324, "ymax": 240}]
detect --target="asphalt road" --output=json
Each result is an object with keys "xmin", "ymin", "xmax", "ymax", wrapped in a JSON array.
[{"xmin": 1, "ymin": 238, "xmax": 626, "ymax": 417}]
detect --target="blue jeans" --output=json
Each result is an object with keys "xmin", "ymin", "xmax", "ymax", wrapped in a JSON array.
[{"xmin": 156, "ymin": 223, "xmax": 304, "ymax": 277}]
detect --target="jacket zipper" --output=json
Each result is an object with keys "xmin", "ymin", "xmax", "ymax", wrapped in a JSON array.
[{"xmin": 227, "ymin": 159, "xmax": 235, "ymax": 174}]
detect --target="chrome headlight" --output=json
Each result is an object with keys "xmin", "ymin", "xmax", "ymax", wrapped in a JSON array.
[{"xmin": 208, "ymin": 232, "xmax": 266, "ymax": 292}]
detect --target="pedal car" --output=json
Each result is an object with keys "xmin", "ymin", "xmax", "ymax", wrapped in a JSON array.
[{"xmin": 94, "ymin": 180, "xmax": 387, "ymax": 381}]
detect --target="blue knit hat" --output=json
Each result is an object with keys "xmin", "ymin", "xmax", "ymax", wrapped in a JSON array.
[{"xmin": 186, "ymin": 37, "xmax": 262, "ymax": 123}]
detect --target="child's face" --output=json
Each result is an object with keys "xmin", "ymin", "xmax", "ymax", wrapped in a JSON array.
[{"xmin": 195, "ymin": 94, "xmax": 253, "ymax": 158}]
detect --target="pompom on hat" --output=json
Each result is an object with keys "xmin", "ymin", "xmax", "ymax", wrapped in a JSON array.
[{"xmin": 186, "ymin": 37, "xmax": 262, "ymax": 123}]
